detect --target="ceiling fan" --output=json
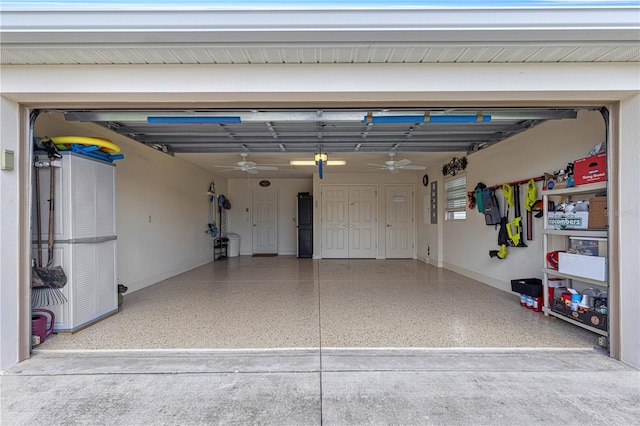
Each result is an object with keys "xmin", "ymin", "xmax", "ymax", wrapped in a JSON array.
[
  {"xmin": 368, "ymin": 152, "xmax": 426, "ymax": 174},
  {"xmin": 214, "ymin": 153, "xmax": 279, "ymax": 174}
]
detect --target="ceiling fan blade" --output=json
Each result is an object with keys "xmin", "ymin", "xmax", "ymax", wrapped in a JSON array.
[
  {"xmin": 247, "ymin": 168, "xmax": 259, "ymax": 174},
  {"xmin": 367, "ymin": 163, "xmax": 386, "ymax": 167},
  {"xmin": 395, "ymin": 159, "xmax": 412, "ymax": 167},
  {"xmin": 401, "ymin": 165, "xmax": 427, "ymax": 170},
  {"xmin": 213, "ymin": 164, "xmax": 236, "ymax": 168},
  {"xmin": 255, "ymin": 166, "xmax": 279, "ymax": 171}
]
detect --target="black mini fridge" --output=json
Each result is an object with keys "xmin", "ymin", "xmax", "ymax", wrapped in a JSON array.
[{"xmin": 297, "ymin": 192, "xmax": 313, "ymax": 258}]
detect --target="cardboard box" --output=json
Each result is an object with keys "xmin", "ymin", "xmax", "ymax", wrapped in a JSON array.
[
  {"xmin": 588, "ymin": 196, "xmax": 608, "ymax": 229},
  {"xmin": 552, "ymin": 299, "xmax": 607, "ymax": 331},
  {"xmin": 511, "ymin": 278, "xmax": 542, "ymax": 297},
  {"xmin": 574, "ymin": 153, "xmax": 607, "ymax": 186},
  {"xmin": 558, "ymin": 252, "xmax": 607, "ymax": 281},
  {"xmin": 544, "ymin": 172, "xmax": 569, "ymax": 191},
  {"xmin": 547, "ymin": 211, "xmax": 589, "ymax": 230},
  {"xmin": 570, "ymin": 237, "xmax": 607, "ymax": 257}
]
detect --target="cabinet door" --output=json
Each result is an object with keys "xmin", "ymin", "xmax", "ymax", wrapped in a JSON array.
[
  {"xmin": 72, "ymin": 243, "xmax": 97, "ymax": 327},
  {"xmin": 72, "ymin": 158, "xmax": 97, "ymax": 239},
  {"xmin": 95, "ymin": 239, "xmax": 117, "ymax": 317},
  {"xmin": 95, "ymin": 162, "xmax": 116, "ymax": 237}
]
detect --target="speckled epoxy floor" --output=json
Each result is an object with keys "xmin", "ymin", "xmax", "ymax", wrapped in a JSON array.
[{"xmin": 37, "ymin": 256, "xmax": 600, "ymax": 350}]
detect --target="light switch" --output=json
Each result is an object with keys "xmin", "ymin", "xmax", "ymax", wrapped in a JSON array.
[{"xmin": 1, "ymin": 149, "xmax": 14, "ymax": 171}]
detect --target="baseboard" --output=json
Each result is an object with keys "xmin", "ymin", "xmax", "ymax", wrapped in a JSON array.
[
  {"xmin": 442, "ymin": 261, "xmax": 511, "ymax": 293},
  {"xmin": 125, "ymin": 256, "xmax": 212, "ymax": 294}
]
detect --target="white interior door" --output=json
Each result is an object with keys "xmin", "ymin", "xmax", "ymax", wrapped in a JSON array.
[
  {"xmin": 321, "ymin": 185, "xmax": 376, "ymax": 258},
  {"xmin": 321, "ymin": 185, "xmax": 349, "ymax": 258},
  {"xmin": 252, "ymin": 190, "xmax": 278, "ymax": 254},
  {"xmin": 385, "ymin": 185, "xmax": 415, "ymax": 259},
  {"xmin": 348, "ymin": 185, "xmax": 377, "ymax": 258}
]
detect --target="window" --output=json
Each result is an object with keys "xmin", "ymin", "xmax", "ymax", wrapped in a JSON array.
[{"xmin": 445, "ymin": 175, "xmax": 467, "ymax": 220}]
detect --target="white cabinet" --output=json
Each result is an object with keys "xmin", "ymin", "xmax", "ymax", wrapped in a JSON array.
[
  {"xmin": 32, "ymin": 152, "xmax": 118, "ymax": 332},
  {"xmin": 541, "ymin": 182, "xmax": 608, "ymax": 337}
]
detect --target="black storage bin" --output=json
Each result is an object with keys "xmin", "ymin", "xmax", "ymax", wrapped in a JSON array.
[{"xmin": 511, "ymin": 278, "xmax": 542, "ymax": 297}]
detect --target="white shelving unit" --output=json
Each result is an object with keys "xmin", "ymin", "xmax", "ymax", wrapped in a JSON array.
[{"xmin": 541, "ymin": 181, "xmax": 608, "ymax": 337}]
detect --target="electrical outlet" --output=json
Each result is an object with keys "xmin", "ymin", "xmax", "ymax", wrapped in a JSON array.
[
  {"xmin": 148, "ymin": 215, "xmax": 152, "ymax": 223},
  {"xmin": 32, "ymin": 335, "xmax": 41, "ymax": 346}
]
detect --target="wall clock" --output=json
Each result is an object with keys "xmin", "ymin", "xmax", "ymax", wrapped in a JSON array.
[
  {"xmin": 259, "ymin": 180, "xmax": 271, "ymax": 187},
  {"xmin": 422, "ymin": 174, "xmax": 429, "ymax": 187}
]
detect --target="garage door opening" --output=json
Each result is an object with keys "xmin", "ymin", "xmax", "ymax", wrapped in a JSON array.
[{"xmin": 28, "ymin": 106, "xmax": 611, "ymax": 354}]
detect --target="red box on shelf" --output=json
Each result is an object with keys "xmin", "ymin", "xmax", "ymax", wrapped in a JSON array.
[{"xmin": 574, "ymin": 153, "xmax": 607, "ymax": 185}]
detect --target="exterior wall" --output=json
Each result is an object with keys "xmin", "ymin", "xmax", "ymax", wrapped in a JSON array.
[
  {"xmin": 0, "ymin": 97, "xmax": 29, "ymax": 369},
  {"xmin": 616, "ymin": 93, "xmax": 640, "ymax": 367},
  {"xmin": 0, "ymin": 62, "xmax": 638, "ymax": 369}
]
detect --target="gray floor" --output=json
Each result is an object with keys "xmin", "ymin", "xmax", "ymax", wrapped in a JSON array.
[
  {"xmin": 37, "ymin": 257, "xmax": 599, "ymax": 350},
  {"xmin": 2, "ymin": 348, "xmax": 639, "ymax": 425},
  {"xmin": 4, "ymin": 258, "xmax": 638, "ymax": 425}
]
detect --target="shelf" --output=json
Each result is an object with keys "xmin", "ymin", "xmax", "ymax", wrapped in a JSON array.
[
  {"xmin": 542, "ymin": 307, "xmax": 608, "ymax": 336},
  {"xmin": 543, "ymin": 229, "xmax": 607, "ymax": 237},
  {"xmin": 541, "ymin": 181, "xmax": 606, "ymax": 197},
  {"xmin": 541, "ymin": 179, "xmax": 609, "ymax": 338},
  {"xmin": 542, "ymin": 268, "xmax": 608, "ymax": 287}
]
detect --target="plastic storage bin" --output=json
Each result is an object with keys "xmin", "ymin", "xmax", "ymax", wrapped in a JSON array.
[{"xmin": 227, "ymin": 233, "xmax": 240, "ymax": 257}]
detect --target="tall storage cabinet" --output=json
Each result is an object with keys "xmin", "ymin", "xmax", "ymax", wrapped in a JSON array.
[
  {"xmin": 541, "ymin": 181, "xmax": 608, "ymax": 339},
  {"xmin": 33, "ymin": 151, "xmax": 118, "ymax": 332},
  {"xmin": 297, "ymin": 193, "xmax": 313, "ymax": 258}
]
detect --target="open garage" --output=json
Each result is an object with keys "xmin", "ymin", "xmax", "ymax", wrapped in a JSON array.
[{"xmin": 1, "ymin": 2, "xmax": 639, "ymax": 373}]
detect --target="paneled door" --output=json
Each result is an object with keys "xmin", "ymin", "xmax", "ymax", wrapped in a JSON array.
[
  {"xmin": 252, "ymin": 189, "xmax": 278, "ymax": 254},
  {"xmin": 321, "ymin": 185, "xmax": 377, "ymax": 258},
  {"xmin": 385, "ymin": 185, "xmax": 415, "ymax": 259},
  {"xmin": 348, "ymin": 185, "xmax": 377, "ymax": 258},
  {"xmin": 321, "ymin": 186, "xmax": 349, "ymax": 258}
]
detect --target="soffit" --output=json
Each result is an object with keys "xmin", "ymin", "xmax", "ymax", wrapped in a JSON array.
[{"xmin": 2, "ymin": 6, "xmax": 639, "ymax": 65}]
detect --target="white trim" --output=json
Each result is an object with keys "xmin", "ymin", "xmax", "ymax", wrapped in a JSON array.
[{"xmin": 1, "ymin": 7, "xmax": 638, "ymax": 50}]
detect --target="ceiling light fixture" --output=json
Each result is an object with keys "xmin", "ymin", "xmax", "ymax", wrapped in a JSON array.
[{"xmin": 289, "ymin": 160, "xmax": 346, "ymax": 166}]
